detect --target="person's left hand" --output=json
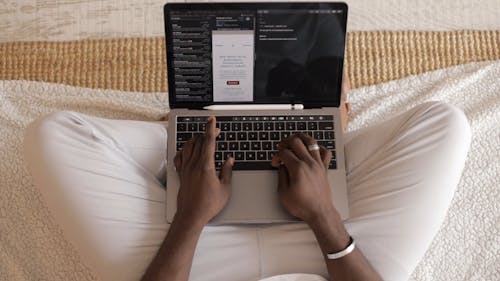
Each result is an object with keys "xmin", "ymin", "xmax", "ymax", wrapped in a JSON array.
[{"xmin": 173, "ymin": 116, "xmax": 234, "ymax": 226}]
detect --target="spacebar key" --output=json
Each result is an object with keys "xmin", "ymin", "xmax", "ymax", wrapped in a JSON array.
[{"xmin": 232, "ymin": 161, "xmax": 274, "ymax": 171}]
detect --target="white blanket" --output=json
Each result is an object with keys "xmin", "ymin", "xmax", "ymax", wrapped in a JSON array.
[{"xmin": 1, "ymin": 60, "xmax": 499, "ymax": 280}]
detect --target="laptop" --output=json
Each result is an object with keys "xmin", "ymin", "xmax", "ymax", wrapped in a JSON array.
[{"xmin": 164, "ymin": 2, "xmax": 349, "ymax": 224}]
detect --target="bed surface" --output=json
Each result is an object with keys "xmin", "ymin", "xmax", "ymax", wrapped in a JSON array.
[{"xmin": 1, "ymin": 60, "xmax": 499, "ymax": 281}]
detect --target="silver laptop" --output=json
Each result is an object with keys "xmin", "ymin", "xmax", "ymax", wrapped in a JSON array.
[{"xmin": 164, "ymin": 2, "xmax": 349, "ymax": 224}]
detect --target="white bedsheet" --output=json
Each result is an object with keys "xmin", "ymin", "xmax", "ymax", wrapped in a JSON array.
[
  {"xmin": 1, "ymin": 60, "xmax": 499, "ymax": 280},
  {"xmin": 1, "ymin": 0, "xmax": 498, "ymax": 42}
]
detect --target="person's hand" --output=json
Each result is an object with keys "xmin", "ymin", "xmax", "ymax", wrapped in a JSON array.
[
  {"xmin": 271, "ymin": 133, "xmax": 338, "ymax": 224},
  {"xmin": 173, "ymin": 116, "xmax": 234, "ymax": 226}
]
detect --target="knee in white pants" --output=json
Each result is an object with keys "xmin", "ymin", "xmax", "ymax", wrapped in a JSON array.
[
  {"xmin": 413, "ymin": 101, "xmax": 471, "ymax": 144},
  {"xmin": 25, "ymin": 111, "xmax": 92, "ymax": 144}
]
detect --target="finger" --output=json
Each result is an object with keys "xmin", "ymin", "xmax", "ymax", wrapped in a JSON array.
[
  {"xmin": 202, "ymin": 116, "xmax": 217, "ymax": 162},
  {"xmin": 191, "ymin": 134, "xmax": 205, "ymax": 164},
  {"xmin": 319, "ymin": 146, "xmax": 332, "ymax": 169},
  {"xmin": 219, "ymin": 157, "xmax": 234, "ymax": 185},
  {"xmin": 271, "ymin": 151, "xmax": 282, "ymax": 167},
  {"xmin": 174, "ymin": 151, "xmax": 182, "ymax": 172},
  {"xmin": 206, "ymin": 115, "xmax": 217, "ymax": 138},
  {"xmin": 276, "ymin": 134, "xmax": 311, "ymax": 164},
  {"xmin": 277, "ymin": 165, "xmax": 290, "ymax": 194},
  {"xmin": 181, "ymin": 137, "xmax": 197, "ymax": 168},
  {"xmin": 276, "ymin": 148, "xmax": 301, "ymax": 173},
  {"xmin": 287, "ymin": 136, "xmax": 315, "ymax": 164},
  {"xmin": 295, "ymin": 133, "xmax": 322, "ymax": 164}
]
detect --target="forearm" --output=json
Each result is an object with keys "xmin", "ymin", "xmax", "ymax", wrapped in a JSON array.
[
  {"xmin": 309, "ymin": 209, "xmax": 382, "ymax": 281},
  {"xmin": 141, "ymin": 214, "xmax": 205, "ymax": 281}
]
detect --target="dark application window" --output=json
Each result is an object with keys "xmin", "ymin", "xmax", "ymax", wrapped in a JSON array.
[{"xmin": 254, "ymin": 9, "xmax": 345, "ymax": 104}]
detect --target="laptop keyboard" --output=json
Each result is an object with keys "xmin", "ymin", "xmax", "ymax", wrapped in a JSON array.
[{"xmin": 176, "ymin": 115, "xmax": 337, "ymax": 170}]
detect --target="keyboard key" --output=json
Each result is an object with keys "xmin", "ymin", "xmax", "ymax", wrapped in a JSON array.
[
  {"xmin": 215, "ymin": 152, "xmax": 223, "ymax": 161},
  {"xmin": 307, "ymin": 122, "xmax": 318, "ymax": 130},
  {"xmin": 177, "ymin": 133, "xmax": 193, "ymax": 141},
  {"xmin": 216, "ymin": 132, "xmax": 225, "ymax": 141},
  {"xmin": 318, "ymin": 122, "xmax": 334, "ymax": 130},
  {"xmin": 280, "ymin": 132, "xmax": 291, "ymax": 139},
  {"xmin": 262, "ymin": 141, "xmax": 272, "ymax": 150},
  {"xmin": 229, "ymin": 142, "xmax": 239, "ymax": 150},
  {"xmin": 268, "ymin": 151, "xmax": 276, "ymax": 160},
  {"xmin": 257, "ymin": 151, "xmax": 267, "ymax": 160},
  {"xmin": 243, "ymin": 122, "xmax": 252, "ymax": 130},
  {"xmin": 217, "ymin": 142, "xmax": 228, "ymax": 151},
  {"xmin": 259, "ymin": 132, "xmax": 269, "ymax": 140},
  {"xmin": 329, "ymin": 159, "xmax": 337, "ymax": 169},
  {"xmin": 237, "ymin": 132, "xmax": 247, "ymax": 140},
  {"xmin": 216, "ymin": 161, "xmax": 224, "ymax": 169},
  {"xmin": 251, "ymin": 142, "xmax": 261, "ymax": 150},
  {"xmin": 235, "ymin": 151, "xmax": 245, "ymax": 160},
  {"xmin": 275, "ymin": 122, "xmax": 285, "ymax": 130},
  {"xmin": 248, "ymin": 132, "xmax": 258, "ymax": 140},
  {"xmin": 297, "ymin": 122, "xmax": 307, "ymax": 130},
  {"xmin": 177, "ymin": 123, "xmax": 187, "ymax": 132},
  {"xmin": 245, "ymin": 151, "xmax": 256, "ymax": 161},
  {"xmin": 270, "ymin": 132, "xmax": 280, "ymax": 140},
  {"xmin": 220, "ymin": 123, "xmax": 231, "ymax": 131},
  {"xmin": 231, "ymin": 123, "xmax": 242, "ymax": 131},
  {"xmin": 223, "ymin": 152, "xmax": 233, "ymax": 160},
  {"xmin": 286, "ymin": 122, "xmax": 296, "ymax": 130},
  {"xmin": 318, "ymin": 140, "xmax": 335, "ymax": 149},
  {"xmin": 264, "ymin": 122, "xmax": 274, "ymax": 130},
  {"xmin": 188, "ymin": 123, "xmax": 198, "ymax": 132},
  {"xmin": 332, "ymin": 150, "xmax": 336, "ymax": 159},
  {"xmin": 240, "ymin": 142, "xmax": 250, "ymax": 150},
  {"xmin": 324, "ymin": 131, "xmax": 334, "ymax": 140},
  {"xmin": 198, "ymin": 122, "xmax": 206, "ymax": 132},
  {"xmin": 226, "ymin": 132, "xmax": 236, "ymax": 141},
  {"xmin": 253, "ymin": 122, "xmax": 264, "ymax": 131},
  {"xmin": 314, "ymin": 131, "xmax": 324, "ymax": 140},
  {"xmin": 272, "ymin": 141, "xmax": 280, "ymax": 149}
]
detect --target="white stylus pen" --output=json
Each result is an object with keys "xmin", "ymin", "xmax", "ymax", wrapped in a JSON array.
[{"xmin": 203, "ymin": 104, "xmax": 304, "ymax": 110}]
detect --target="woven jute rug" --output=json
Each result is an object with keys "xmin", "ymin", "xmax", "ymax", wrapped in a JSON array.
[{"xmin": 0, "ymin": 30, "xmax": 498, "ymax": 92}]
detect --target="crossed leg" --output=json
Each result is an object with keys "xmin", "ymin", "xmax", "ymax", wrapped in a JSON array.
[{"xmin": 24, "ymin": 102, "xmax": 470, "ymax": 281}]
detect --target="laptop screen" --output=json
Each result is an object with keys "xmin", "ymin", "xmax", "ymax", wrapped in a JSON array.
[{"xmin": 164, "ymin": 3, "xmax": 347, "ymax": 109}]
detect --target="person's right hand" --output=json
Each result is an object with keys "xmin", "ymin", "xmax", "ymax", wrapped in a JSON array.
[{"xmin": 271, "ymin": 133, "xmax": 339, "ymax": 224}]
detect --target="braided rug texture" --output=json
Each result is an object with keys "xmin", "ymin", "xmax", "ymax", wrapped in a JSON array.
[{"xmin": 1, "ymin": 30, "xmax": 498, "ymax": 91}]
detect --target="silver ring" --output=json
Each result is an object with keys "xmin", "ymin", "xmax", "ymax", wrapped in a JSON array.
[{"xmin": 308, "ymin": 144, "xmax": 320, "ymax": 152}]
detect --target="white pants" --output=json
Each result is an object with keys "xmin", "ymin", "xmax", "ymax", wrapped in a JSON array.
[{"xmin": 23, "ymin": 102, "xmax": 470, "ymax": 281}]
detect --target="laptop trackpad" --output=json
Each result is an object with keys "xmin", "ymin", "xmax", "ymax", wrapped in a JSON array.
[{"xmin": 210, "ymin": 171, "xmax": 295, "ymax": 224}]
